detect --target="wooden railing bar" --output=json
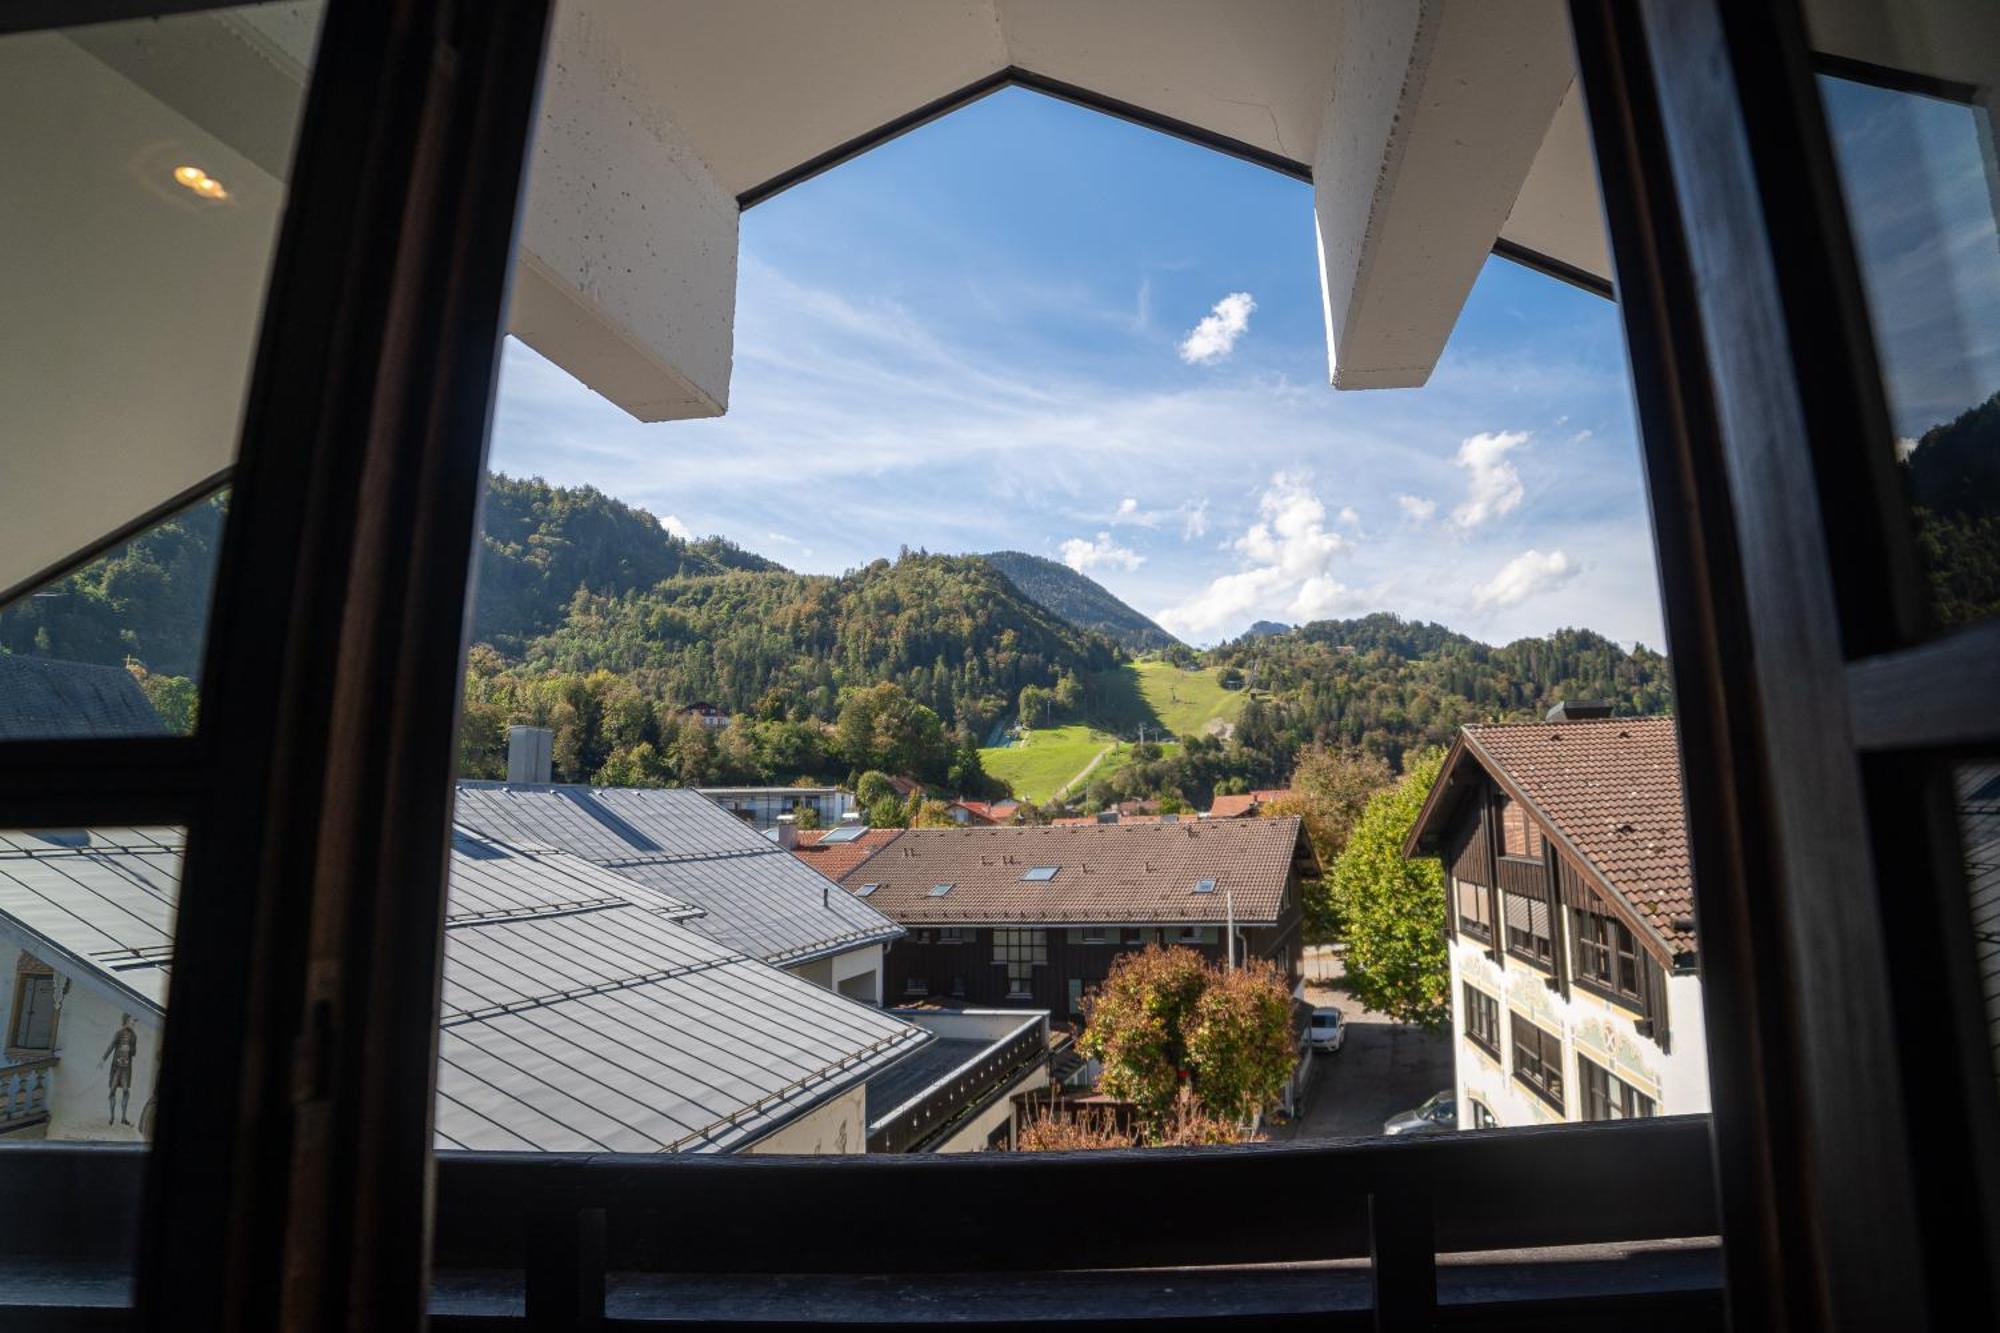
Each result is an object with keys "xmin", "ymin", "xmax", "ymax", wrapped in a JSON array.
[
  {"xmin": 524, "ymin": 1206, "xmax": 604, "ymax": 1331},
  {"xmin": 1369, "ymin": 1191, "xmax": 1437, "ymax": 1332}
]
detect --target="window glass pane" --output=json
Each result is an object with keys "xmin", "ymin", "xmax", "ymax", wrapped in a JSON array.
[
  {"xmin": 1812, "ymin": 44, "xmax": 2000, "ymax": 633},
  {"xmin": 0, "ymin": 3, "xmax": 324, "ymax": 733},
  {"xmin": 1961, "ymin": 762, "xmax": 2000, "ymax": 1098}
]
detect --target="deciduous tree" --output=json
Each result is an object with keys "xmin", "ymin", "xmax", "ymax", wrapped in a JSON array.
[{"xmin": 1328, "ymin": 747, "xmax": 1449, "ymax": 1029}]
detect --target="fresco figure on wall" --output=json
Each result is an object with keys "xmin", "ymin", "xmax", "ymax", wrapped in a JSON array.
[{"xmin": 100, "ymin": 1012, "xmax": 136, "ymax": 1125}]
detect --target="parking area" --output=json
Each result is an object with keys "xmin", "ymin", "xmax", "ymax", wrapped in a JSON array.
[{"xmin": 1273, "ymin": 957, "xmax": 1453, "ymax": 1142}]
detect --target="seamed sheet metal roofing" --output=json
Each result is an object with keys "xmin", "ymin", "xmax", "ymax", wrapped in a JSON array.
[
  {"xmin": 834, "ymin": 819, "xmax": 1311, "ymax": 925},
  {"xmin": 0, "ymin": 824, "xmax": 929, "ymax": 1153},
  {"xmin": 453, "ymin": 783, "xmax": 903, "ymax": 967}
]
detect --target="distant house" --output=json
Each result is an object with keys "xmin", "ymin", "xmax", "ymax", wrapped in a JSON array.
[
  {"xmin": 697, "ymin": 785, "xmax": 856, "ymax": 831},
  {"xmin": 1404, "ymin": 714, "xmax": 1710, "ymax": 1130},
  {"xmin": 835, "ymin": 820, "xmax": 1314, "ymax": 1019},
  {"xmin": 456, "ymin": 783, "xmax": 897, "ymax": 1003},
  {"xmin": 792, "ymin": 825, "xmax": 904, "ymax": 881},
  {"xmin": 946, "ymin": 799, "xmax": 1021, "ymax": 826},
  {"xmin": 0, "ymin": 825, "xmax": 928, "ymax": 1153},
  {"xmin": 0, "ymin": 656, "xmax": 168, "ymax": 741},
  {"xmin": 1205, "ymin": 788, "xmax": 1292, "ymax": 819},
  {"xmin": 674, "ymin": 701, "xmax": 731, "ymax": 729}
]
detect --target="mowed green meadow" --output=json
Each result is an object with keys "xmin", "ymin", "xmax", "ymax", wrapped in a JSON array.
[{"xmin": 977, "ymin": 660, "xmax": 1243, "ymax": 803}]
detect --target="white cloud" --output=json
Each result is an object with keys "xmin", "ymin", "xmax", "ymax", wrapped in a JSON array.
[
  {"xmin": 660, "ymin": 514, "xmax": 693, "ymax": 541},
  {"xmin": 1450, "ymin": 430, "xmax": 1530, "ymax": 529},
  {"xmin": 1156, "ymin": 473, "xmax": 1357, "ymax": 638},
  {"xmin": 1180, "ymin": 499, "xmax": 1210, "ymax": 540},
  {"xmin": 1895, "ymin": 436, "xmax": 1920, "ymax": 462},
  {"xmin": 1337, "ymin": 505, "xmax": 1360, "ymax": 527},
  {"xmin": 1178, "ymin": 291, "xmax": 1257, "ymax": 365},
  {"xmin": 1473, "ymin": 549, "xmax": 1576, "ymax": 609},
  {"xmin": 1116, "ymin": 497, "xmax": 1140, "ymax": 520},
  {"xmin": 1060, "ymin": 532, "xmax": 1145, "ymax": 575},
  {"xmin": 1396, "ymin": 494, "xmax": 1437, "ymax": 524}
]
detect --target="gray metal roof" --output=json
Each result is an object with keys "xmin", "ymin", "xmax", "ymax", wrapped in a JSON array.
[
  {"xmin": 453, "ymin": 784, "xmax": 902, "ymax": 966},
  {"xmin": 0, "ymin": 824, "xmax": 930, "ymax": 1154},
  {"xmin": 0, "ymin": 657, "xmax": 168, "ymax": 740}
]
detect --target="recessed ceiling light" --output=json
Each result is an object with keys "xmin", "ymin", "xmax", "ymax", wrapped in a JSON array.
[{"xmin": 172, "ymin": 164, "xmax": 227, "ymax": 201}]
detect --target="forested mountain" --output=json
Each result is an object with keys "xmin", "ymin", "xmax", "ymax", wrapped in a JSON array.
[
  {"xmin": 1902, "ymin": 389, "xmax": 2000, "ymax": 630},
  {"xmin": 978, "ymin": 550, "xmax": 1181, "ymax": 651},
  {"xmin": 0, "ymin": 494, "xmax": 224, "ymax": 682},
  {"xmin": 475, "ymin": 473, "xmax": 778, "ymax": 653},
  {"xmin": 1061, "ymin": 614, "xmax": 1673, "ymax": 815}
]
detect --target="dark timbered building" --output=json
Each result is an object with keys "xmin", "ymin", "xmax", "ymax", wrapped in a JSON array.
[{"xmin": 831, "ymin": 820, "xmax": 1313, "ymax": 1018}]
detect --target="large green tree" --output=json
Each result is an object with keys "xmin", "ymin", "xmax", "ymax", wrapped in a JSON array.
[{"xmin": 1328, "ymin": 747, "xmax": 1450, "ymax": 1029}]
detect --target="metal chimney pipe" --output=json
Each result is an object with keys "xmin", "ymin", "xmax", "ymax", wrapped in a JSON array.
[{"xmin": 505, "ymin": 725, "xmax": 553, "ymax": 784}]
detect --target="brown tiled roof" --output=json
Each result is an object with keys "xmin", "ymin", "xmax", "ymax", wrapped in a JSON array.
[
  {"xmin": 833, "ymin": 819, "xmax": 1307, "ymax": 925},
  {"xmin": 791, "ymin": 827, "xmax": 903, "ymax": 881},
  {"xmin": 1206, "ymin": 793, "xmax": 1259, "ymax": 819},
  {"xmin": 1462, "ymin": 717, "xmax": 1694, "ymax": 953}
]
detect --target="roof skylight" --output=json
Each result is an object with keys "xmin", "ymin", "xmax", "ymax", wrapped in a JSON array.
[
  {"xmin": 1022, "ymin": 865, "xmax": 1060, "ymax": 882},
  {"xmin": 1193, "ymin": 878, "xmax": 1217, "ymax": 894},
  {"xmin": 929, "ymin": 883, "xmax": 954, "ymax": 897},
  {"xmin": 819, "ymin": 825, "xmax": 867, "ymax": 844},
  {"xmin": 858, "ymin": 883, "xmax": 879, "ymax": 897}
]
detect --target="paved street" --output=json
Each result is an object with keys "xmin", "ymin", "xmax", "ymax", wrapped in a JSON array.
[{"xmin": 1273, "ymin": 953, "xmax": 1453, "ymax": 1141}]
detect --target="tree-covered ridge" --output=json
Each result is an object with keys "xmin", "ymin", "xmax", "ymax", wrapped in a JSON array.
[
  {"xmin": 0, "ymin": 495, "xmax": 225, "ymax": 684},
  {"xmin": 509, "ymin": 550, "xmax": 1123, "ymax": 735},
  {"xmin": 474, "ymin": 472, "xmax": 779, "ymax": 653},
  {"xmin": 1902, "ymin": 389, "xmax": 2000, "ymax": 631},
  {"xmin": 978, "ymin": 550, "xmax": 1181, "ymax": 652}
]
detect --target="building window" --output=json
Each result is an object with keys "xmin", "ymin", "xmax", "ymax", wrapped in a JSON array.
[
  {"xmin": 1572, "ymin": 909, "xmax": 1644, "ymax": 1006},
  {"xmin": 1068, "ymin": 978, "xmax": 1085, "ymax": 1015},
  {"xmin": 992, "ymin": 929, "xmax": 1046, "ymax": 998},
  {"xmin": 1510, "ymin": 1013, "xmax": 1564, "ymax": 1112},
  {"xmin": 1067, "ymin": 927, "xmax": 1109, "ymax": 945},
  {"xmin": 938, "ymin": 927, "xmax": 966, "ymax": 945},
  {"xmin": 1463, "ymin": 983, "xmax": 1500, "ymax": 1060},
  {"xmin": 1502, "ymin": 891, "xmax": 1555, "ymax": 968},
  {"xmin": 1456, "ymin": 878, "xmax": 1493, "ymax": 940},
  {"xmin": 1468, "ymin": 1099, "xmax": 1499, "ymax": 1131},
  {"xmin": 8, "ymin": 968, "xmax": 55, "ymax": 1052},
  {"xmin": 903, "ymin": 975, "xmax": 930, "ymax": 998},
  {"xmin": 1174, "ymin": 926, "xmax": 1217, "ymax": 945},
  {"xmin": 1124, "ymin": 928, "xmax": 1148, "ymax": 947},
  {"xmin": 1498, "ymin": 797, "xmax": 1544, "ymax": 858},
  {"xmin": 1580, "ymin": 1055, "xmax": 1657, "ymax": 1121}
]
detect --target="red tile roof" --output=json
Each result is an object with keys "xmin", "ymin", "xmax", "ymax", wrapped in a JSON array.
[
  {"xmin": 833, "ymin": 819, "xmax": 1309, "ymax": 925},
  {"xmin": 1206, "ymin": 794, "xmax": 1259, "ymax": 818},
  {"xmin": 790, "ymin": 827, "xmax": 903, "ymax": 881},
  {"xmin": 1460, "ymin": 717, "xmax": 1694, "ymax": 953}
]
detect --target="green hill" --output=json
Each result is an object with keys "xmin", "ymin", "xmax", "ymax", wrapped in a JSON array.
[{"xmin": 979, "ymin": 550, "xmax": 1180, "ymax": 651}]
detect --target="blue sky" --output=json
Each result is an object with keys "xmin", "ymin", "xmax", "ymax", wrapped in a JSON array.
[{"xmin": 490, "ymin": 86, "xmax": 1667, "ymax": 650}]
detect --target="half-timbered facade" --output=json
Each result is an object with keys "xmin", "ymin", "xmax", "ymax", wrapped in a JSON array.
[
  {"xmin": 1406, "ymin": 712, "xmax": 1710, "ymax": 1130},
  {"xmin": 832, "ymin": 821, "xmax": 1313, "ymax": 1018}
]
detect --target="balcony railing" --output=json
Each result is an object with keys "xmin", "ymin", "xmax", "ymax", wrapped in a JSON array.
[
  {"xmin": 0, "ymin": 1116, "xmax": 1722, "ymax": 1328},
  {"xmin": 0, "ymin": 1058, "xmax": 53, "ymax": 1136}
]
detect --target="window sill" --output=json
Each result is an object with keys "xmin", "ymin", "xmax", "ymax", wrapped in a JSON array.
[{"xmin": 1512, "ymin": 1070, "xmax": 1565, "ymax": 1115}]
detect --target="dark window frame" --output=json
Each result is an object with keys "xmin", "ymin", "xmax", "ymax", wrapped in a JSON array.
[
  {"xmin": 1502, "ymin": 890, "xmax": 1556, "ymax": 970},
  {"xmin": 1580, "ymin": 1054, "xmax": 1658, "ymax": 1122},
  {"xmin": 1510, "ymin": 1012, "xmax": 1565, "ymax": 1113},
  {"xmin": 1463, "ymin": 982, "xmax": 1501, "ymax": 1060},
  {"xmin": 1456, "ymin": 877, "xmax": 1494, "ymax": 941},
  {"xmin": 1572, "ymin": 909, "xmax": 1646, "ymax": 1010}
]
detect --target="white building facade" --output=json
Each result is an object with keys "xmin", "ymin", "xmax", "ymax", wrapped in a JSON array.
[{"xmin": 1408, "ymin": 715, "xmax": 1711, "ymax": 1131}]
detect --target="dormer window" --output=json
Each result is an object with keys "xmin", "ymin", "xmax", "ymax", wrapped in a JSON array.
[{"xmin": 1498, "ymin": 797, "xmax": 1544, "ymax": 858}]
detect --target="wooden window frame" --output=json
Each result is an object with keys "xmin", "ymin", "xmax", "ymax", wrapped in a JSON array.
[
  {"xmin": 1456, "ymin": 877, "xmax": 1494, "ymax": 942},
  {"xmin": 1502, "ymin": 890, "xmax": 1556, "ymax": 970},
  {"xmin": 1580, "ymin": 1054, "xmax": 1657, "ymax": 1123},
  {"xmin": 0, "ymin": 0, "xmax": 1987, "ymax": 1325},
  {"xmin": 1510, "ymin": 1012, "xmax": 1565, "ymax": 1113},
  {"xmin": 1572, "ymin": 908, "xmax": 1646, "ymax": 1011},
  {"xmin": 1463, "ymin": 982, "xmax": 1501, "ymax": 1061},
  {"xmin": 6, "ymin": 965, "xmax": 57, "ymax": 1055}
]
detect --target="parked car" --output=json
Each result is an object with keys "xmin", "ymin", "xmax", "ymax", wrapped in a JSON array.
[
  {"xmin": 1383, "ymin": 1091, "xmax": 1457, "ymax": 1136},
  {"xmin": 1306, "ymin": 1006, "xmax": 1346, "ymax": 1052}
]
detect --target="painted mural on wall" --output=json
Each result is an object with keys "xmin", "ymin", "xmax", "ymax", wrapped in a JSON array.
[{"xmin": 100, "ymin": 1012, "xmax": 138, "ymax": 1128}]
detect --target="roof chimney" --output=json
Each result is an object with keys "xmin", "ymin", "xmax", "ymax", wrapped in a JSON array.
[
  {"xmin": 1545, "ymin": 700, "xmax": 1614, "ymax": 722},
  {"xmin": 773, "ymin": 814, "xmax": 799, "ymax": 850},
  {"xmin": 505, "ymin": 725, "xmax": 553, "ymax": 783}
]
